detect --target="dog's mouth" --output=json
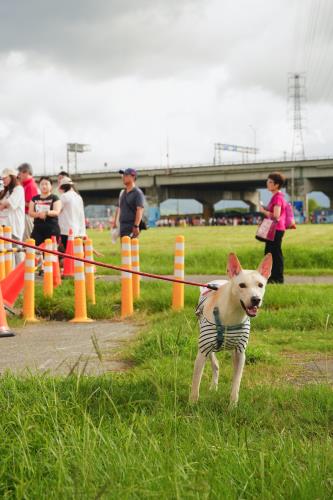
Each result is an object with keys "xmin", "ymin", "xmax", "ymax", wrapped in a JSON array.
[{"xmin": 240, "ymin": 300, "xmax": 259, "ymax": 317}]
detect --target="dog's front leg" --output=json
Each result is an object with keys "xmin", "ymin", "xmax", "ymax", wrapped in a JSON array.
[
  {"xmin": 230, "ymin": 350, "xmax": 246, "ymax": 408},
  {"xmin": 189, "ymin": 351, "xmax": 207, "ymax": 403},
  {"xmin": 209, "ymin": 352, "xmax": 219, "ymax": 391}
]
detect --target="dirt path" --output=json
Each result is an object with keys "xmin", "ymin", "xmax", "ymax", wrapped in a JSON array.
[
  {"xmin": 95, "ymin": 274, "xmax": 333, "ymax": 284},
  {"xmin": 0, "ymin": 321, "xmax": 138, "ymax": 376},
  {"xmin": 283, "ymin": 353, "xmax": 333, "ymax": 385}
]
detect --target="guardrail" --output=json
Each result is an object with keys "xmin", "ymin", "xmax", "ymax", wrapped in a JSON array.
[{"xmin": 45, "ymin": 155, "xmax": 333, "ymax": 178}]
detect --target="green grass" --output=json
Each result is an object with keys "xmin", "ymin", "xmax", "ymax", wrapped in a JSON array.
[
  {"xmin": 88, "ymin": 225, "xmax": 333, "ymax": 275},
  {"xmin": 2, "ymin": 280, "xmax": 333, "ymax": 497}
]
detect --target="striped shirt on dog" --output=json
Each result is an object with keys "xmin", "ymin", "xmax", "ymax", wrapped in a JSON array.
[{"xmin": 196, "ymin": 292, "xmax": 251, "ymax": 357}]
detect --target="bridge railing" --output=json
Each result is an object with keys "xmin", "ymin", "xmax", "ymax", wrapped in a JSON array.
[{"xmin": 47, "ymin": 155, "xmax": 333, "ymax": 178}]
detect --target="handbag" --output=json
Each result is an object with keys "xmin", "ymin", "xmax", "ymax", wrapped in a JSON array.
[
  {"xmin": 255, "ymin": 218, "xmax": 277, "ymax": 242},
  {"xmin": 139, "ymin": 219, "xmax": 147, "ymax": 230}
]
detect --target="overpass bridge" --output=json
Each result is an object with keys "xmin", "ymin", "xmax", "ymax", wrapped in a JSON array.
[{"xmin": 71, "ymin": 157, "xmax": 333, "ymax": 218}]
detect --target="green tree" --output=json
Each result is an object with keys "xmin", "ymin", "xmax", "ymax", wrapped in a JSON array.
[{"xmin": 308, "ymin": 198, "xmax": 320, "ymax": 215}]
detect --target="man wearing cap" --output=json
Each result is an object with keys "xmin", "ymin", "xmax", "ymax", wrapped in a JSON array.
[
  {"xmin": 113, "ymin": 168, "xmax": 145, "ymax": 238},
  {"xmin": 17, "ymin": 163, "xmax": 39, "ymax": 240}
]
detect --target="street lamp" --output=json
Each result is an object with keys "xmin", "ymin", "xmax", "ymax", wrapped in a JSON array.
[{"xmin": 248, "ymin": 125, "xmax": 257, "ymax": 161}]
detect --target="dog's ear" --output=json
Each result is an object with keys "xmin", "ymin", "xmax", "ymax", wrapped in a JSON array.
[
  {"xmin": 227, "ymin": 253, "xmax": 242, "ymax": 278},
  {"xmin": 257, "ymin": 253, "xmax": 272, "ymax": 279}
]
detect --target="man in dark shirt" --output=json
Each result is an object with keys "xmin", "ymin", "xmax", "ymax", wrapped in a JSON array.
[{"xmin": 113, "ymin": 168, "xmax": 145, "ymax": 237}]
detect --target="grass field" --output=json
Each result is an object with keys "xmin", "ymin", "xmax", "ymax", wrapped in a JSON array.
[
  {"xmin": 2, "ymin": 270, "xmax": 333, "ymax": 498},
  {"xmin": 89, "ymin": 224, "xmax": 333, "ymax": 275}
]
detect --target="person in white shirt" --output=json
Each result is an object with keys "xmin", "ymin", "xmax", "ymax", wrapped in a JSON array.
[
  {"xmin": 0, "ymin": 168, "xmax": 25, "ymax": 263},
  {"xmin": 58, "ymin": 176, "xmax": 86, "ymax": 249}
]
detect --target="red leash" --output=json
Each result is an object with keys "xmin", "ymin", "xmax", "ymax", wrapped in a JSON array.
[{"xmin": 0, "ymin": 236, "xmax": 218, "ymax": 290}]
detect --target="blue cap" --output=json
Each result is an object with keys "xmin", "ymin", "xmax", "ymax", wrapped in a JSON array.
[{"xmin": 119, "ymin": 168, "xmax": 137, "ymax": 177}]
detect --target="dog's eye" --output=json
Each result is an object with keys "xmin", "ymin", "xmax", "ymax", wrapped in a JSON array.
[
  {"xmin": 239, "ymin": 283, "xmax": 247, "ymax": 288},
  {"xmin": 258, "ymin": 283, "xmax": 264, "ymax": 288}
]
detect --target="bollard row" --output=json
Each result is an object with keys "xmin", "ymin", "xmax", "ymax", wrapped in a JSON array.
[{"xmin": 1, "ymin": 231, "xmax": 185, "ymax": 326}]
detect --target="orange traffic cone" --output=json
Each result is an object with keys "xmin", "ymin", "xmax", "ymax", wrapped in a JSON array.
[
  {"xmin": 63, "ymin": 229, "xmax": 74, "ymax": 277},
  {"xmin": 0, "ymin": 284, "xmax": 15, "ymax": 337},
  {"xmin": 51, "ymin": 236, "xmax": 62, "ymax": 287},
  {"xmin": 0, "ymin": 260, "xmax": 26, "ymax": 309}
]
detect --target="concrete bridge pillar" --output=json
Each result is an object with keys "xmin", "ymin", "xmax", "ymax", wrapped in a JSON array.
[
  {"xmin": 242, "ymin": 191, "xmax": 260, "ymax": 212},
  {"xmin": 144, "ymin": 186, "xmax": 163, "ymax": 207},
  {"xmin": 286, "ymin": 178, "xmax": 313, "ymax": 219},
  {"xmin": 203, "ymin": 202, "xmax": 214, "ymax": 222},
  {"xmin": 317, "ymin": 187, "xmax": 333, "ymax": 208},
  {"xmin": 324, "ymin": 193, "xmax": 333, "ymax": 208}
]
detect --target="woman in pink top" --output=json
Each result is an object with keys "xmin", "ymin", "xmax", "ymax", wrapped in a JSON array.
[{"xmin": 260, "ymin": 172, "xmax": 287, "ymax": 283}]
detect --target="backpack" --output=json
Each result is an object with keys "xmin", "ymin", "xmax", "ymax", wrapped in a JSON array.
[{"xmin": 285, "ymin": 202, "xmax": 296, "ymax": 229}]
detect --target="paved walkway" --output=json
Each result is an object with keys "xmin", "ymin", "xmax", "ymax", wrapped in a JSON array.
[{"xmin": 0, "ymin": 321, "xmax": 137, "ymax": 376}]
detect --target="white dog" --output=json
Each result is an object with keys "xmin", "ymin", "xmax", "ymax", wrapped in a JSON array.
[{"xmin": 190, "ymin": 252, "xmax": 272, "ymax": 407}]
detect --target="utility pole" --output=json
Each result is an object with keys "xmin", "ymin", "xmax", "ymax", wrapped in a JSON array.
[
  {"xmin": 66, "ymin": 143, "xmax": 91, "ymax": 176},
  {"xmin": 248, "ymin": 125, "xmax": 257, "ymax": 161},
  {"xmin": 288, "ymin": 73, "xmax": 306, "ymax": 160}
]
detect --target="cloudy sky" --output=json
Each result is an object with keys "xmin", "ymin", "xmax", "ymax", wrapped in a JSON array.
[{"xmin": 1, "ymin": 0, "xmax": 333, "ymax": 176}]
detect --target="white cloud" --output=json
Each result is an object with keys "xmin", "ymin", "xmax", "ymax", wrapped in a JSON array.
[{"xmin": 0, "ymin": 0, "xmax": 333, "ymax": 175}]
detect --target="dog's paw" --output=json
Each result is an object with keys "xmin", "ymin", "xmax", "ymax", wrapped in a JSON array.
[
  {"xmin": 228, "ymin": 400, "xmax": 238, "ymax": 411},
  {"xmin": 189, "ymin": 393, "xmax": 199, "ymax": 404}
]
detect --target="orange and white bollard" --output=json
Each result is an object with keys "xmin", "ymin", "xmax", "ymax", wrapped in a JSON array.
[
  {"xmin": 0, "ymin": 227, "xmax": 5, "ymax": 281},
  {"xmin": 131, "ymin": 238, "xmax": 140, "ymax": 299},
  {"xmin": 4, "ymin": 226, "xmax": 13, "ymax": 276},
  {"xmin": 121, "ymin": 236, "xmax": 133, "ymax": 318},
  {"xmin": 172, "ymin": 235, "xmax": 185, "ymax": 311},
  {"xmin": 84, "ymin": 238, "xmax": 96, "ymax": 304},
  {"xmin": 23, "ymin": 238, "xmax": 38, "ymax": 322},
  {"xmin": 51, "ymin": 236, "xmax": 62, "ymax": 288},
  {"xmin": 70, "ymin": 238, "xmax": 93, "ymax": 322},
  {"xmin": 43, "ymin": 239, "xmax": 53, "ymax": 297}
]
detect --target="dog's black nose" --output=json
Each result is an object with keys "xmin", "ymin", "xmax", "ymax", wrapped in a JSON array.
[{"xmin": 251, "ymin": 296, "xmax": 261, "ymax": 307}]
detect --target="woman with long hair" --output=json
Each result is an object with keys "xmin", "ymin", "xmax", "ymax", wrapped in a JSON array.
[
  {"xmin": 29, "ymin": 176, "xmax": 61, "ymax": 246},
  {"xmin": 259, "ymin": 172, "xmax": 287, "ymax": 284},
  {"xmin": 0, "ymin": 168, "xmax": 25, "ymax": 240}
]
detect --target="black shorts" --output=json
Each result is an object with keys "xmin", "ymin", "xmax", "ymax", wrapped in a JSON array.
[{"xmin": 31, "ymin": 225, "xmax": 60, "ymax": 247}]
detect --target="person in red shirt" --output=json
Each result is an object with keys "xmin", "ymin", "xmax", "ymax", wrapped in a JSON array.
[{"xmin": 18, "ymin": 163, "xmax": 39, "ymax": 240}]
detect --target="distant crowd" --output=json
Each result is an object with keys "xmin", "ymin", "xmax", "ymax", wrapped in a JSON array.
[{"xmin": 156, "ymin": 214, "xmax": 263, "ymax": 227}]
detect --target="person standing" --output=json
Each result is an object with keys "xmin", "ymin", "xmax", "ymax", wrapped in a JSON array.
[
  {"xmin": 57, "ymin": 170, "xmax": 69, "ymax": 189},
  {"xmin": 58, "ymin": 176, "xmax": 86, "ymax": 249},
  {"xmin": 0, "ymin": 168, "xmax": 25, "ymax": 263},
  {"xmin": 112, "ymin": 168, "xmax": 145, "ymax": 238},
  {"xmin": 259, "ymin": 172, "xmax": 287, "ymax": 284},
  {"xmin": 29, "ymin": 177, "xmax": 61, "ymax": 246},
  {"xmin": 17, "ymin": 163, "xmax": 39, "ymax": 240}
]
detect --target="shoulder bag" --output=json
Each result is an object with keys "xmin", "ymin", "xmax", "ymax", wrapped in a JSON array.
[{"xmin": 255, "ymin": 217, "xmax": 277, "ymax": 242}]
